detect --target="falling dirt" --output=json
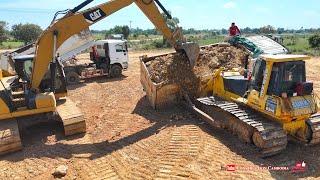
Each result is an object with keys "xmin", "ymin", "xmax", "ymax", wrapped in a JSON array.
[{"xmin": 146, "ymin": 44, "xmax": 250, "ymax": 96}]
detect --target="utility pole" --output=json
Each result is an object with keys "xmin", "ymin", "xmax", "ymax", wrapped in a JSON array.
[{"xmin": 129, "ymin": 20, "xmax": 132, "ymax": 29}]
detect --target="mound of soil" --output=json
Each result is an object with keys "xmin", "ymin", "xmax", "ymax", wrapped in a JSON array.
[{"xmin": 146, "ymin": 43, "xmax": 250, "ymax": 96}]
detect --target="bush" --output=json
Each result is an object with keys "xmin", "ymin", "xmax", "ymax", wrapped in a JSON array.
[
  {"xmin": 151, "ymin": 40, "xmax": 164, "ymax": 48},
  {"xmin": 309, "ymin": 34, "xmax": 320, "ymax": 48}
]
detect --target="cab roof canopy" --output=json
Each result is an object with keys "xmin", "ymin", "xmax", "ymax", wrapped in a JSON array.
[
  {"xmin": 96, "ymin": 39, "xmax": 127, "ymax": 44},
  {"xmin": 260, "ymin": 54, "xmax": 311, "ymax": 62}
]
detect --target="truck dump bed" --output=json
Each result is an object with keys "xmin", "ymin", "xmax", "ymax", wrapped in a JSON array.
[
  {"xmin": 140, "ymin": 54, "xmax": 180, "ymax": 110},
  {"xmin": 246, "ymin": 35, "xmax": 288, "ymax": 55},
  {"xmin": 140, "ymin": 43, "xmax": 250, "ymax": 110}
]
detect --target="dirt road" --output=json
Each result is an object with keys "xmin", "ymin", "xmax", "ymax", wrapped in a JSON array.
[{"xmin": 0, "ymin": 50, "xmax": 320, "ymax": 179}]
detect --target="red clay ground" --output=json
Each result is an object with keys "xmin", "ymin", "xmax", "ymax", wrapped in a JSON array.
[{"xmin": 0, "ymin": 50, "xmax": 320, "ymax": 179}]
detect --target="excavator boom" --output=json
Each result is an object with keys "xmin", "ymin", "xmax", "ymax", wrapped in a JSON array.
[{"xmin": 31, "ymin": 0, "xmax": 199, "ymax": 89}]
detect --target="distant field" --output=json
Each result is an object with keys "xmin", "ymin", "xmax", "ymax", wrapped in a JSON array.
[
  {"xmin": 0, "ymin": 41, "xmax": 24, "ymax": 49},
  {"xmin": 282, "ymin": 34, "xmax": 319, "ymax": 56},
  {"xmin": 198, "ymin": 36, "xmax": 225, "ymax": 46},
  {"xmin": 1, "ymin": 34, "xmax": 318, "ymax": 56}
]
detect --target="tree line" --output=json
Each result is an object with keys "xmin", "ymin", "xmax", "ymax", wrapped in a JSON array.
[
  {"xmin": 1, "ymin": 19, "xmax": 319, "ymax": 49},
  {"xmin": 0, "ymin": 21, "xmax": 42, "ymax": 45},
  {"xmin": 92, "ymin": 25, "xmax": 320, "ymax": 38}
]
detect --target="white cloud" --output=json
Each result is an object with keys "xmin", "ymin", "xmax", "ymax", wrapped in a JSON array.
[{"xmin": 223, "ymin": 2, "xmax": 236, "ymax": 9}]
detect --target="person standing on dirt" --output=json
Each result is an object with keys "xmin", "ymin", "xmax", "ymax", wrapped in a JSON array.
[{"xmin": 229, "ymin": 22, "xmax": 241, "ymax": 36}]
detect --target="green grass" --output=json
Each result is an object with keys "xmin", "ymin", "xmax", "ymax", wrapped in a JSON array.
[
  {"xmin": 0, "ymin": 41, "xmax": 24, "ymax": 49},
  {"xmin": 282, "ymin": 34, "xmax": 319, "ymax": 56},
  {"xmin": 198, "ymin": 36, "xmax": 225, "ymax": 46},
  {"xmin": 94, "ymin": 32, "xmax": 319, "ymax": 56}
]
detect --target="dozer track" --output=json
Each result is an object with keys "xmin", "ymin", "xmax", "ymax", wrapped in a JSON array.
[
  {"xmin": 307, "ymin": 113, "xmax": 320, "ymax": 145},
  {"xmin": 187, "ymin": 96, "xmax": 288, "ymax": 157},
  {"xmin": 0, "ymin": 119, "xmax": 22, "ymax": 155},
  {"xmin": 56, "ymin": 98, "xmax": 86, "ymax": 136}
]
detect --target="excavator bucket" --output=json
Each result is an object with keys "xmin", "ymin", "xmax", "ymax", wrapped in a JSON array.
[{"xmin": 181, "ymin": 42, "xmax": 200, "ymax": 67}]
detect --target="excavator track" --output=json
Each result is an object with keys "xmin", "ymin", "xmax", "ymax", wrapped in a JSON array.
[
  {"xmin": 307, "ymin": 113, "xmax": 320, "ymax": 145},
  {"xmin": 189, "ymin": 96, "xmax": 287, "ymax": 157},
  {"xmin": 0, "ymin": 119, "xmax": 22, "ymax": 155},
  {"xmin": 56, "ymin": 98, "xmax": 86, "ymax": 136}
]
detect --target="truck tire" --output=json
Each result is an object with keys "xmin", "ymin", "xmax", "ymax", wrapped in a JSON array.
[
  {"xmin": 110, "ymin": 64, "xmax": 122, "ymax": 78},
  {"xmin": 66, "ymin": 71, "xmax": 80, "ymax": 85}
]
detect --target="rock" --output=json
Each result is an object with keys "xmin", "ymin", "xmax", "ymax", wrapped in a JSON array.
[{"xmin": 52, "ymin": 165, "xmax": 68, "ymax": 178}]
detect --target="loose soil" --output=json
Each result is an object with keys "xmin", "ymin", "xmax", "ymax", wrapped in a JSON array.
[{"xmin": 146, "ymin": 44, "xmax": 249, "ymax": 96}]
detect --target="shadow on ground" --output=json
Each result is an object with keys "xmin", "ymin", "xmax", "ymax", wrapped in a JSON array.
[{"xmin": 1, "ymin": 97, "xmax": 320, "ymax": 179}]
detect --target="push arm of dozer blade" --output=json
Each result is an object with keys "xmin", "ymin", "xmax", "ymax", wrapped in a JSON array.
[{"xmin": 31, "ymin": 0, "xmax": 199, "ymax": 90}]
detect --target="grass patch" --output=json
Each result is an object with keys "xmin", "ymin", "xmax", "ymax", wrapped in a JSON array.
[
  {"xmin": 198, "ymin": 36, "xmax": 225, "ymax": 46},
  {"xmin": 282, "ymin": 34, "xmax": 319, "ymax": 56},
  {"xmin": 0, "ymin": 41, "xmax": 24, "ymax": 49}
]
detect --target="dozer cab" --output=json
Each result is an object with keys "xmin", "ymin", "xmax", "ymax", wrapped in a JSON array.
[{"xmin": 190, "ymin": 54, "xmax": 320, "ymax": 156}]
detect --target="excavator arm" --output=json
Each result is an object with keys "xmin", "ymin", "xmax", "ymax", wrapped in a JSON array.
[{"xmin": 31, "ymin": 0, "xmax": 199, "ymax": 90}]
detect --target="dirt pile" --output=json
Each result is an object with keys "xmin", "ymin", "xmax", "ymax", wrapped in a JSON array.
[
  {"xmin": 147, "ymin": 53, "xmax": 199, "ymax": 96},
  {"xmin": 194, "ymin": 43, "xmax": 249, "ymax": 78},
  {"xmin": 146, "ymin": 43, "xmax": 250, "ymax": 95}
]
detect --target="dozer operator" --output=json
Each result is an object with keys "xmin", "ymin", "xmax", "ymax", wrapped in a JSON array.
[{"xmin": 0, "ymin": 0, "xmax": 199, "ymax": 155}]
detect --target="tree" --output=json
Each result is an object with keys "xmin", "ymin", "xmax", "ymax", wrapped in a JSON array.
[
  {"xmin": 0, "ymin": 21, "xmax": 9, "ymax": 44},
  {"xmin": 221, "ymin": 28, "xmax": 228, "ymax": 35},
  {"xmin": 105, "ymin": 25, "xmax": 130, "ymax": 39},
  {"xmin": 11, "ymin": 23, "xmax": 43, "ymax": 44},
  {"xmin": 277, "ymin": 28, "xmax": 285, "ymax": 34},
  {"xmin": 121, "ymin": 25, "xmax": 130, "ymax": 39},
  {"xmin": 259, "ymin": 25, "xmax": 276, "ymax": 34},
  {"xmin": 309, "ymin": 34, "xmax": 320, "ymax": 48}
]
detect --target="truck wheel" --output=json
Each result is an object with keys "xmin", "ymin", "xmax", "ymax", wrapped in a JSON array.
[
  {"xmin": 110, "ymin": 65, "xmax": 123, "ymax": 78},
  {"xmin": 66, "ymin": 71, "xmax": 80, "ymax": 85}
]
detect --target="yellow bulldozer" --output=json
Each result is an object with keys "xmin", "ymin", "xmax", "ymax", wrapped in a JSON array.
[
  {"xmin": 187, "ymin": 54, "xmax": 320, "ymax": 156},
  {"xmin": 140, "ymin": 45, "xmax": 320, "ymax": 157}
]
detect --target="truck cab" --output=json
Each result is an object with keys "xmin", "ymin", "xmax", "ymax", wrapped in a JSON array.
[
  {"xmin": 63, "ymin": 39, "xmax": 129, "ymax": 84},
  {"xmin": 90, "ymin": 39, "xmax": 129, "ymax": 75}
]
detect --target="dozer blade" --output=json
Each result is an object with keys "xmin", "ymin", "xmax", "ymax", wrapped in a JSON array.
[
  {"xmin": 56, "ymin": 98, "xmax": 86, "ymax": 136},
  {"xmin": 181, "ymin": 42, "xmax": 200, "ymax": 67},
  {"xmin": 0, "ymin": 119, "xmax": 22, "ymax": 155}
]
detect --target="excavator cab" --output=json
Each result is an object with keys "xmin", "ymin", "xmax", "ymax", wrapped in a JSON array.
[{"xmin": 11, "ymin": 55, "xmax": 67, "ymax": 98}]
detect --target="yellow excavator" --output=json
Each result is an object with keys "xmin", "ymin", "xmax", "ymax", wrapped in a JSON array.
[
  {"xmin": 0, "ymin": 0, "xmax": 199, "ymax": 155},
  {"xmin": 185, "ymin": 54, "xmax": 320, "ymax": 157}
]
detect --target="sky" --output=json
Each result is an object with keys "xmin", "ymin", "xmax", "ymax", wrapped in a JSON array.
[{"xmin": 0, "ymin": 0, "xmax": 319, "ymax": 30}]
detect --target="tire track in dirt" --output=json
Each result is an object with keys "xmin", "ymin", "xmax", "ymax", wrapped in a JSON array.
[
  {"xmin": 125, "ymin": 137, "xmax": 165, "ymax": 179},
  {"xmin": 74, "ymin": 128, "xmax": 169, "ymax": 179},
  {"xmin": 154, "ymin": 124, "xmax": 202, "ymax": 179}
]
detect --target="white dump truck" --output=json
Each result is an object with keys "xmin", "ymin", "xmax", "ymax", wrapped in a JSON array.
[
  {"xmin": 0, "ymin": 29, "xmax": 129, "ymax": 85},
  {"xmin": 64, "ymin": 39, "xmax": 129, "ymax": 84}
]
